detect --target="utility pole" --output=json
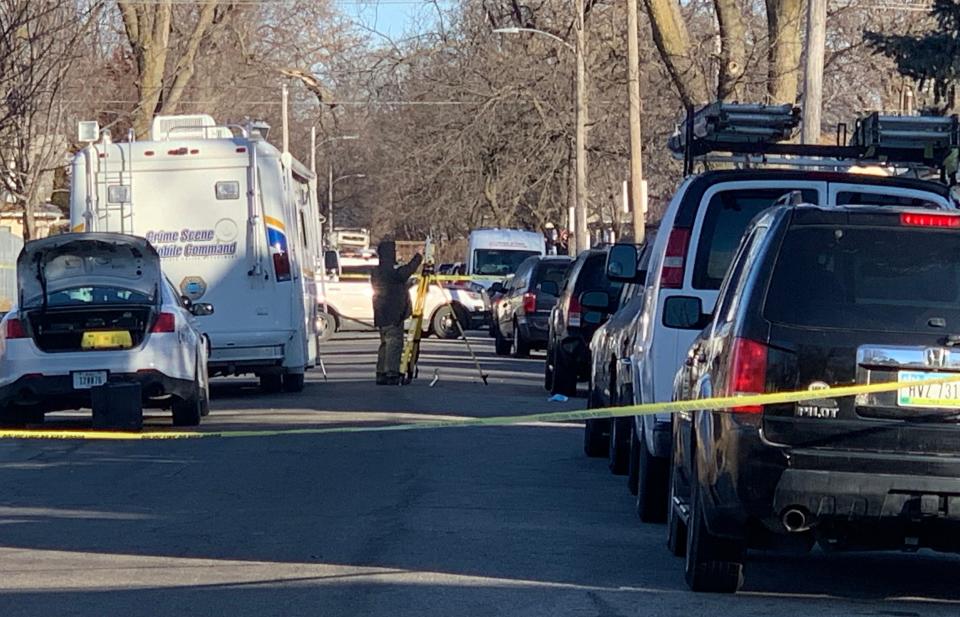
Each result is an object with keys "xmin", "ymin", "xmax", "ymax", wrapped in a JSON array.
[
  {"xmin": 281, "ymin": 84, "xmax": 290, "ymax": 153},
  {"xmin": 801, "ymin": 0, "xmax": 827, "ymax": 144},
  {"xmin": 574, "ymin": 0, "xmax": 590, "ymax": 254},
  {"xmin": 626, "ymin": 0, "xmax": 646, "ymax": 245}
]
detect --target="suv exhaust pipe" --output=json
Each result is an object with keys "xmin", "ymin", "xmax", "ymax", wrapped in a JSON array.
[{"xmin": 782, "ymin": 507, "xmax": 811, "ymax": 533}]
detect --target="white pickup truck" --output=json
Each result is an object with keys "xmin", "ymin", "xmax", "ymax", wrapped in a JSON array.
[{"xmin": 317, "ymin": 273, "xmax": 489, "ymax": 340}]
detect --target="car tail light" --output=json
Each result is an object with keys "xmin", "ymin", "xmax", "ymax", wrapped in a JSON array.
[
  {"xmin": 900, "ymin": 212, "xmax": 960, "ymax": 228},
  {"xmin": 727, "ymin": 338, "xmax": 768, "ymax": 414},
  {"xmin": 273, "ymin": 252, "xmax": 292, "ymax": 282},
  {"xmin": 568, "ymin": 295, "xmax": 582, "ymax": 328},
  {"xmin": 4, "ymin": 318, "xmax": 27, "ymax": 339},
  {"xmin": 151, "ymin": 312, "xmax": 176, "ymax": 333},
  {"xmin": 522, "ymin": 292, "xmax": 536, "ymax": 313},
  {"xmin": 661, "ymin": 227, "xmax": 691, "ymax": 288}
]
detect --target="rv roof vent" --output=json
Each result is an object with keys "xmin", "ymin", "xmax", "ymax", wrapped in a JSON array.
[{"xmin": 151, "ymin": 114, "xmax": 232, "ymax": 141}]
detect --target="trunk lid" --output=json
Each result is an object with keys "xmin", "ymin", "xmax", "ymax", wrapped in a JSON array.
[{"xmin": 17, "ymin": 233, "xmax": 161, "ymax": 309}]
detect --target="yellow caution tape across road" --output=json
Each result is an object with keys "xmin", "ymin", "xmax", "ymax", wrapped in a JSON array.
[{"xmin": 1, "ymin": 374, "xmax": 959, "ymax": 441}]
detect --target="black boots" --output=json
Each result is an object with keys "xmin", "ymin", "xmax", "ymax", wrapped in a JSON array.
[{"xmin": 376, "ymin": 373, "xmax": 401, "ymax": 386}]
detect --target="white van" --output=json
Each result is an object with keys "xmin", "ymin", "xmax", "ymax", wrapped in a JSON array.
[
  {"xmin": 69, "ymin": 114, "xmax": 322, "ymax": 392},
  {"xmin": 465, "ymin": 229, "xmax": 545, "ymax": 281}
]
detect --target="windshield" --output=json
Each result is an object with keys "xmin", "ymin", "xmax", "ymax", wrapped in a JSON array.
[
  {"xmin": 764, "ymin": 226, "xmax": 960, "ymax": 333},
  {"xmin": 473, "ymin": 250, "xmax": 541, "ymax": 276},
  {"xmin": 45, "ymin": 286, "xmax": 153, "ymax": 307}
]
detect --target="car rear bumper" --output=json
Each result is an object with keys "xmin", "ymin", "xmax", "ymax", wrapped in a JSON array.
[
  {"xmin": 0, "ymin": 372, "xmax": 195, "ymax": 413},
  {"xmin": 703, "ymin": 423, "xmax": 960, "ymax": 548},
  {"xmin": 465, "ymin": 309, "xmax": 491, "ymax": 330},
  {"xmin": 518, "ymin": 314, "xmax": 550, "ymax": 345}
]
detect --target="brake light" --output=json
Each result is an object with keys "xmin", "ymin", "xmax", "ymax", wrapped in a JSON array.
[
  {"xmin": 522, "ymin": 292, "xmax": 536, "ymax": 313},
  {"xmin": 900, "ymin": 212, "xmax": 960, "ymax": 228},
  {"xmin": 273, "ymin": 252, "xmax": 292, "ymax": 282},
  {"xmin": 727, "ymin": 338, "xmax": 767, "ymax": 414},
  {"xmin": 568, "ymin": 295, "xmax": 581, "ymax": 328},
  {"xmin": 151, "ymin": 312, "xmax": 176, "ymax": 333},
  {"xmin": 4, "ymin": 318, "xmax": 27, "ymax": 339},
  {"xmin": 661, "ymin": 227, "xmax": 691, "ymax": 288}
]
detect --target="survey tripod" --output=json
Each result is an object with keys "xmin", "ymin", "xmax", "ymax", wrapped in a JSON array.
[{"xmin": 399, "ymin": 239, "xmax": 489, "ymax": 386}]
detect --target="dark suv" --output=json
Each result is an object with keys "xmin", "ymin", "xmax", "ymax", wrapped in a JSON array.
[
  {"xmin": 670, "ymin": 205, "xmax": 960, "ymax": 593},
  {"xmin": 493, "ymin": 255, "xmax": 572, "ymax": 356},
  {"xmin": 545, "ymin": 249, "xmax": 622, "ymax": 396}
]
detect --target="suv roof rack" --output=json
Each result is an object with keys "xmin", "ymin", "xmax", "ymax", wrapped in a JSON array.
[{"xmin": 670, "ymin": 103, "xmax": 960, "ymax": 182}]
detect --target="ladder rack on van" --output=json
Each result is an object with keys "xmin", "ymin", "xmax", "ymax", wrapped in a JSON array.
[{"xmin": 670, "ymin": 102, "xmax": 960, "ymax": 182}]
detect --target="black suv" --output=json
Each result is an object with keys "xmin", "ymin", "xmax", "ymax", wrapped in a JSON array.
[
  {"xmin": 670, "ymin": 205, "xmax": 960, "ymax": 593},
  {"xmin": 545, "ymin": 249, "xmax": 622, "ymax": 396},
  {"xmin": 493, "ymin": 255, "xmax": 572, "ymax": 356}
]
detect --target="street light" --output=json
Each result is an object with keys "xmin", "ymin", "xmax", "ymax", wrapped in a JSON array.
[{"xmin": 493, "ymin": 11, "xmax": 590, "ymax": 255}]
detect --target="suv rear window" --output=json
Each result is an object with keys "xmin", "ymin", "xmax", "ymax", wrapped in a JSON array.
[
  {"xmin": 836, "ymin": 191, "xmax": 941, "ymax": 209},
  {"xmin": 764, "ymin": 226, "xmax": 960, "ymax": 333},
  {"xmin": 574, "ymin": 254, "xmax": 622, "ymax": 297},
  {"xmin": 693, "ymin": 189, "xmax": 817, "ymax": 289},
  {"xmin": 534, "ymin": 260, "xmax": 570, "ymax": 289}
]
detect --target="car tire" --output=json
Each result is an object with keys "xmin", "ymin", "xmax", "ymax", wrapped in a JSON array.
[
  {"xmin": 608, "ymin": 416, "xmax": 630, "ymax": 475},
  {"xmin": 583, "ymin": 413, "xmax": 609, "ymax": 458},
  {"xmin": 511, "ymin": 321, "xmax": 531, "ymax": 358},
  {"xmin": 317, "ymin": 311, "xmax": 337, "ymax": 342},
  {"xmin": 260, "ymin": 374, "xmax": 283, "ymax": 393},
  {"xmin": 684, "ymin": 460, "xmax": 745, "ymax": 593},
  {"xmin": 550, "ymin": 349, "xmax": 577, "ymax": 397},
  {"xmin": 636, "ymin": 428, "xmax": 669, "ymax": 523},
  {"xmin": 282, "ymin": 373, "xmax": 305, "ymax": 393},
  {"xmin": 666, "ymin": 453, "xmax": 687, "ymax": 557},
  {"xmin": 628, "ymin": 426, "xmax": 640, "ymax": 496},
  {"xmin": 494, "ymin": 324, "xmax": 511, "ymax": 356},
  {"xmin": 0, "ymin": 407, "xmax": 42, "ymax": 428},
  {"xmin": 544, "ymin": 346, "xmax": 555, "ymax": 390},
  {"xmin": 432, "ymin": 306, "xmax": 460, "ymax": 340},
  {"xmin": 172, "ymin": 383, "xmax": 203, "ymax": 427}
]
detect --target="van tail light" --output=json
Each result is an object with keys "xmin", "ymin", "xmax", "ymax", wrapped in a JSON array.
[
  {"xmin": 568, "ymin": 295, "xmax": 582, "ymax": 328},
  {"xmin": 900, "ymin": 212, "xmax": 960, "ymax": 228},
  {"xmin": 661, "ymin": 227, "xmax": 691, "ymax": 288},
  {"xmin": 727, "ymin": 338, "xmax": 768, "ymax": 414},
  {"xmin": 273, "ymin": 252, "xmax": 292, "ymax": 282},
  {"xmin": 522, "ymin": 292, "xmax": 537, "ymax": 314},
  {"xmin": 151, "ymin": 312, "xmax": 176, "ymax": 333},
  {"xmin": 4, "ymin": 318, "xmax": 27, "ymax": 339}
]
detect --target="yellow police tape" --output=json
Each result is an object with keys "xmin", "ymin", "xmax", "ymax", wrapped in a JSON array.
[{"xmin": 1, "ymin": 374, "xmax": 959, "ymax": 441}]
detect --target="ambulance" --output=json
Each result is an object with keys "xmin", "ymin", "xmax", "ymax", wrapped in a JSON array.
[{"xmin": 69, "ymin": 114, "xmax": 322, "ymax": 392}]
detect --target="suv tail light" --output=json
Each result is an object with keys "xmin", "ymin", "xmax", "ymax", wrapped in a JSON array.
[
  {"xmin": 151, "ymin": 312, "xmax": 176, "ymax": 333},
  {"xmin": 900, "ymin": 212, "xmax": 960, "ymax": 228},
  {"xmin": 4, "ymin": 318, "xmax": 27, "ymax": 339},
  {"xmin": 661, "ymin": 227, "xmax": 691, "ymax": 288},
  {"xmin": 273, "ymin": 251, "xmax": 292, "ymax": 282},
  {"xmin": 568, "ymin": 295, "xmax": 582, "ymax": 328},
  {"xmin": 522, "ymin": 292, "xmax": 536, "ymax": 313},
  {"xmin": 727, "ymin": 338, "xmax": 768, "ymax": 414}
]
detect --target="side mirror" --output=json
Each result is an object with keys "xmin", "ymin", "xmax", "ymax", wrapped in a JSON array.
[
  {"xmin": 663, "ymin": 296, "xmax": 711, "ymax": 329},
  {"xmin": 180, "ymin": 295, "xmax": 193, "ymax": 309},
  {"xmin": 488, "ymin": 282, "xmax": 504, "ymax": 295},
  {"xmin": 580, "ymin": 290, "xmax": 611, "ymax": 311},
  {"xmin": 538, "ymin": 280, "xmax": 559, "ymax": 296},
  {"xmin": 189, "ymin": 303, "xmax": 215, "ymax": 317},
  {"xmin": 324, "ymin": 250, "xmax": 340, "ymax": 273},
  {"xmin": 606, "ymin": 244, "xmax": 639, "ymax": 282}
]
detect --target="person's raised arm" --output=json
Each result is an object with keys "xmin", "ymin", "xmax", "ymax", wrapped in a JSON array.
[{"xmin": 397, "ymin": 253, "xmax": 424, "ymax": 280}]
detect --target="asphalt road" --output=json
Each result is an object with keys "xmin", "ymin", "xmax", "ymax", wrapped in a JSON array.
[{"xmin": 0, "ymin": 333, "xmax": 958, "ymax": 616}]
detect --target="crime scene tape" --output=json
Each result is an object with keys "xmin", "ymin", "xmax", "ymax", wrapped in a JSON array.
[{"xmin": 1, "ymin": 374, "xmax": 959, "ymax": 441}]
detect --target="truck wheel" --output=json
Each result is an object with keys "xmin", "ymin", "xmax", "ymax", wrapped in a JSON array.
[
  {"xmin": 544, "ymin": 347, "xmax": 555, "ymax": 390},
  {"xmin": 432, "ymin": 306, "xmax": 460, "ymax": 339},
  {"xmin": 511, "ymin": 321, "xmax": 531, "ymax": 358},
  {"xmin": 583, "ymin": 419, "xmax": 609, "ymax": 457},
  {"xmin": 260, "ymin": 374, "xmax": 282, "ymax": 393},
  {"xmin": 172, "ymin": 382, "xmax": 203, "ymax": 427},
  {"xmin": 282, "ymin": 373, "xmax": 305, "ymax": 393},
  {"xmin": 608, "ymin": 417, "xmax": 630, "ymax": 475},
  {"xmin": 636, "ymin": 428, "xmax": 669, "ymax": 523},
  {"xmin": 684, "ymin": 461, "xmax": 744, "ymax": 593},
  {"xmin": 550, "ymin": 350, "xmax": 577, "ymax": 397},
  {"xmin": 317, "ymin": 311, "xmax": 337, "ymax": 342},
  {"xmin": 494, "ymin": 324, "xmax": 511, "ymax": 355}
]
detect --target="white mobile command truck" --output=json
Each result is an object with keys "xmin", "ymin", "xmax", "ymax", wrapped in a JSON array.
[
  {"xmin": 465, "ymin": 229, "xmax": 545, "ymax": 283},
  {"xmin": 69, "ymin": 114, "xmax": 322, "ymax": 392}
]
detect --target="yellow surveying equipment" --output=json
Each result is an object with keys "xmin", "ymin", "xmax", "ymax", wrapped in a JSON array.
[{"xmin": 399, "ymin": 238, "xmax": 489, "ymax": 386}]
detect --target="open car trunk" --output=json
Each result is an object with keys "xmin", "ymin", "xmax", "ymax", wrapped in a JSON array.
[{"xmin": 16, "ymin": 233, "xmax": 163, "ymax": 353}]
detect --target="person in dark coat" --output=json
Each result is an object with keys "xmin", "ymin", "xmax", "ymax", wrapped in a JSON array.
[{"xmin": 371, "ymin": 239, "xmax": 423, "ymax": 385}]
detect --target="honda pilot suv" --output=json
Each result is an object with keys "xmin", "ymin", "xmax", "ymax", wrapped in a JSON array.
[{"xmin": 670, "ymin": 205, "xmax": 960, "ymax": 593}]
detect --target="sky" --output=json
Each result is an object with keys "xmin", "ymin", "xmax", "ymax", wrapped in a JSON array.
[{"xmin": 338, "ymin": 0, "xmax": 448, "ymax": 40}]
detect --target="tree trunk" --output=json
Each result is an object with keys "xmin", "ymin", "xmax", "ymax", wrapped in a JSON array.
[
  {"xmin": 766, "ymin": 0, "xmax": 803, "ymax": 104},
  {"xmin": 642, "ymin": 0, "xmax": 709, "ymax": 107},
  {"xmin": 119, "ymin": 1, "xmax": 173, "ymax": 139},
  {"xmin": 714, "ymin": 0, "xmax": 746, "ymax": 101}
]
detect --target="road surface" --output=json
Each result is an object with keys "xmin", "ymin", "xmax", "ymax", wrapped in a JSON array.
[{"xmin": 0, "ymin": 333, "xmax": 957, "ymax": 616}]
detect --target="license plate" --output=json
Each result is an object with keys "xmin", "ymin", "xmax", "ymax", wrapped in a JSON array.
[
  {"xmin": 72, "ymin": 370, "xmax": 108, "ymax": 390},
  {"xmin": 81, "ymin": 330, "xmax": 133, "ymax": 350},
  {"xmin": 897, "ymin": 371, "xmax": 960, "ymax": 409}
]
